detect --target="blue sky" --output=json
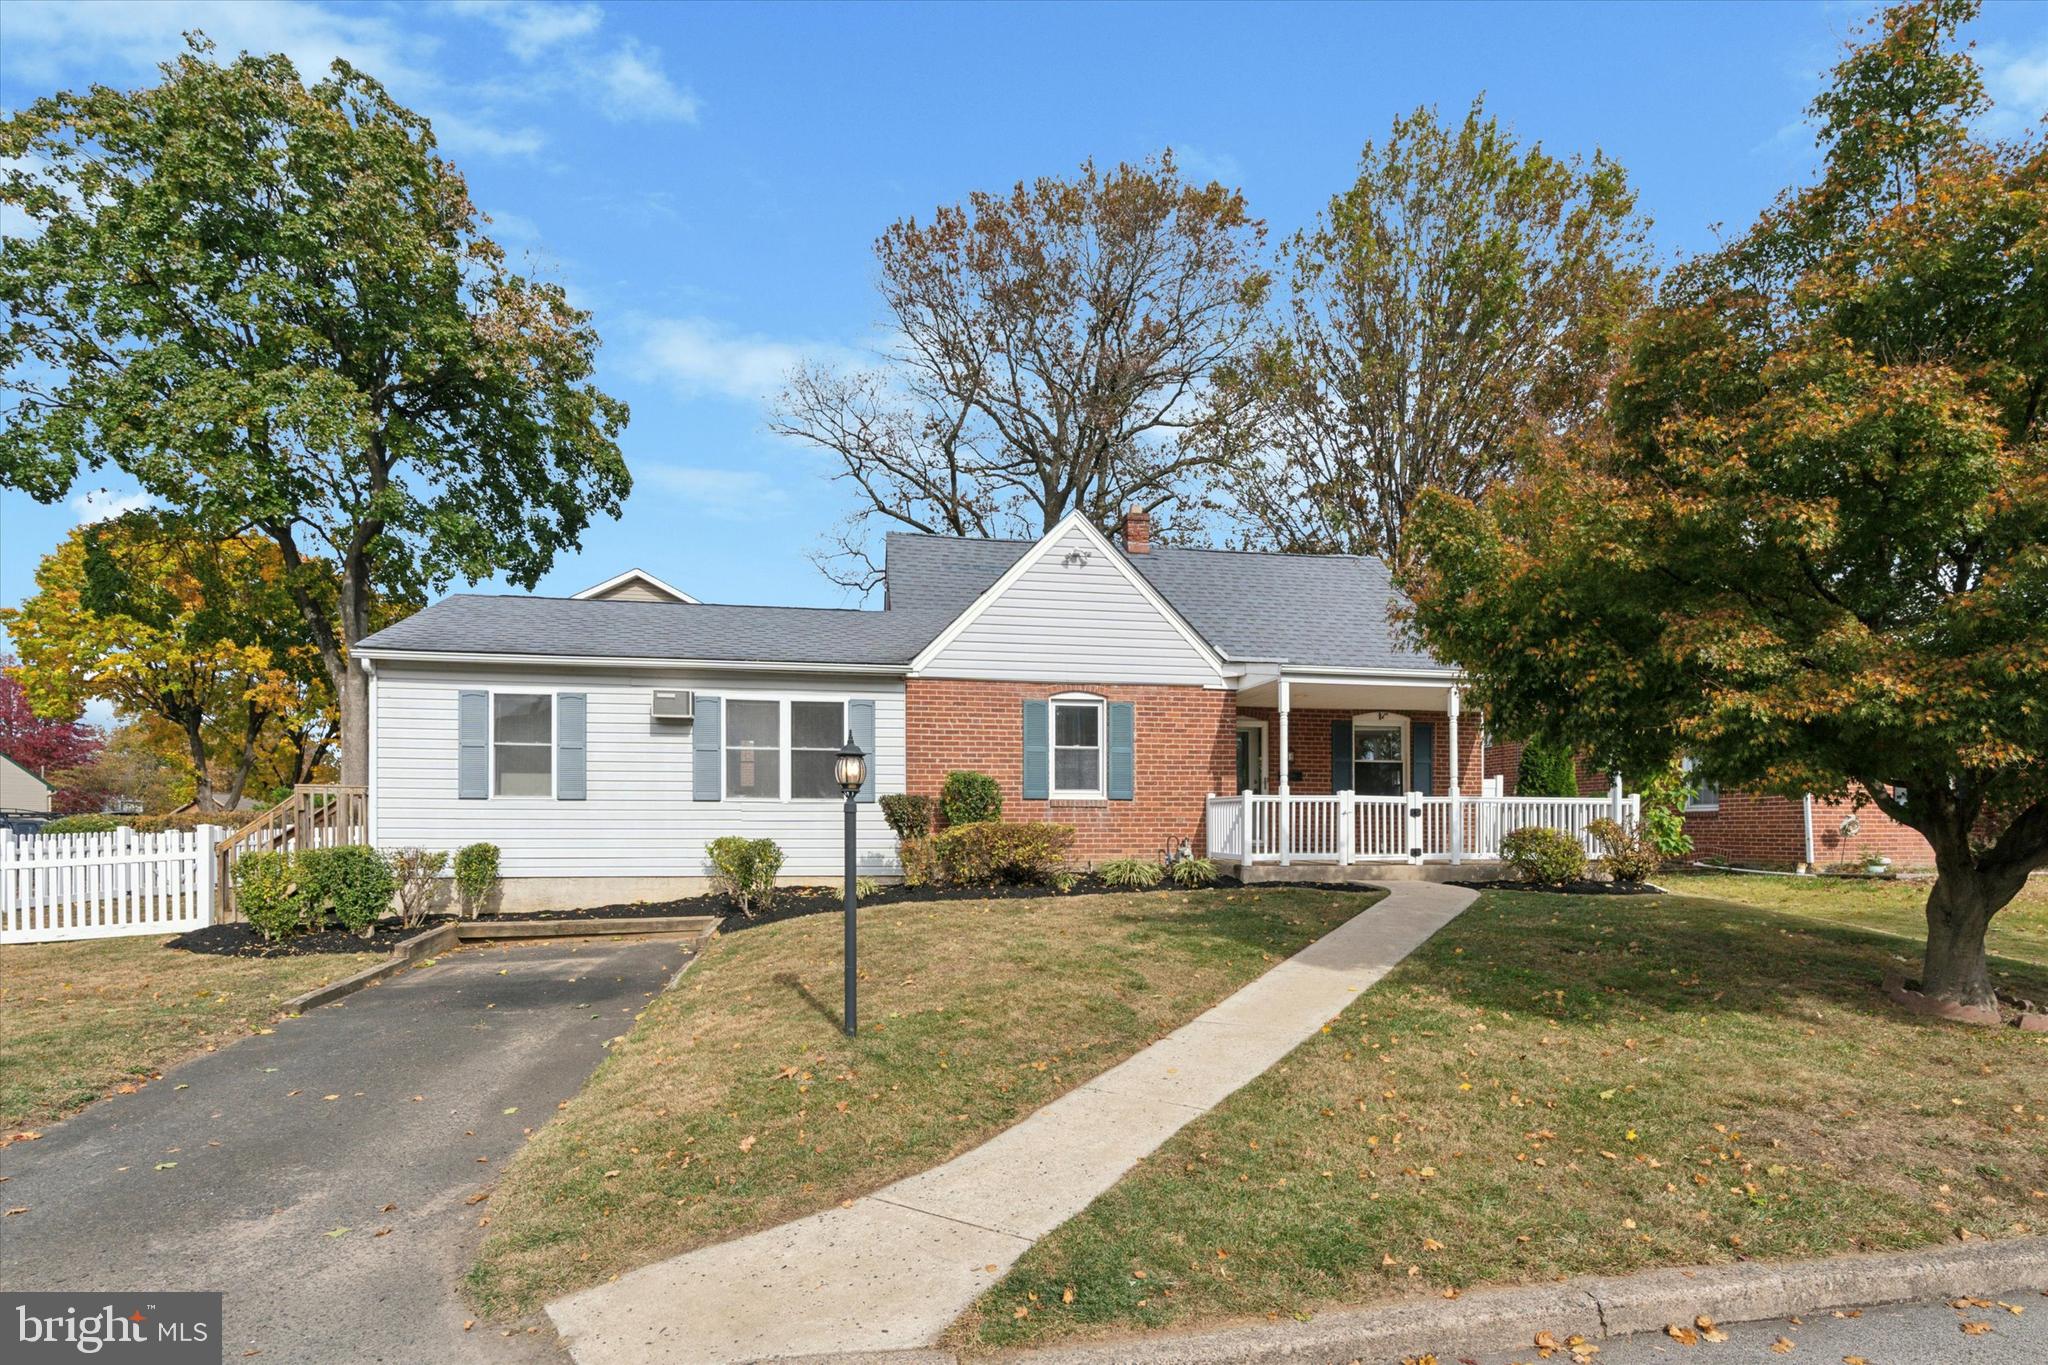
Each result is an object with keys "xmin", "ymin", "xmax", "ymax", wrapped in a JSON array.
[{"xmin": 3, "ymin": 0, "xmax": 2045, "ymax": 631}]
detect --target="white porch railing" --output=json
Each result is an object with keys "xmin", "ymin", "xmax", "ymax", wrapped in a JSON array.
[
  {"xmin": 1, "ymin": 826, "xmax": 220, "ymax": 943},
  {"xmin": 1204, "ymin": 792, "xmax": 1637, "ymax": 866}
]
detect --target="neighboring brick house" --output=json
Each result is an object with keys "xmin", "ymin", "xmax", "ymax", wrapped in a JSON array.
[
  {"xmin": 356, "ymin": 510, "xmax": 1591, "ymax": 909},
  {"xmin": 1483, "ymin": 740, "xmax": 1934, "ymax": 871}
]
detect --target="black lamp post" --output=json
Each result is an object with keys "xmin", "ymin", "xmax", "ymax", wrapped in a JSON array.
[{"xmin": 834, "ymin": 732, "xmax": 868, "ymax": 1036}]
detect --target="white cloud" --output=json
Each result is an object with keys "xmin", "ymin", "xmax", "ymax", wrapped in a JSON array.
[
  {"xmin": 1981, "ymin": 38, "xmax": 2048, "ymax": 135},
  {"xmin": 638, "ymin": 464, "xmax": 789, "ymax": 521},
  {"xmin": 69, "ymin": 488, "xmax": 155, "ymax": 524},
  {"xmin": 428, "ymin": 110, "xmax": 547, "ymax": 158},
  {"xmin": 0, "ymin": 0, "xmax": 438, "ymax": 95},
  {"xmin": 589, "ymin": 38, "xmax": 699, "ymax": 124},
  {"xmin": 631, "ymin": 316, "xmax": 860, "ymax": 404},
  {"xmin": 484, "ymin": 207, "xmax": 543, "ymax": 242},
  {"xmin": 460, "ymin": 1, "xmax": 604, "ymax": 61},
  {"xmin": 1171, "ymin": 145, "xmax": 1243, "ymax": 185}
]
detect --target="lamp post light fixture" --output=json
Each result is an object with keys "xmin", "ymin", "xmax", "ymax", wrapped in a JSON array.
[{"xmin": 835, "ymin": 732, "xmax": 868, "ymax": 1036}]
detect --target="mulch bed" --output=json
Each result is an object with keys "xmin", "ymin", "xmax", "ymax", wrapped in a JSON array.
[
  {"xmin": 1449, "ymin": 878, "xmax": 1665, "ymax": 897},
  {"xmin": 165, "ymin": 875, "xmax": 1388, "ymax": 958}
]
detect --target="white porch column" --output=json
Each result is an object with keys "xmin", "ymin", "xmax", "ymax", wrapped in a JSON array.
[
  {"xmin": 1611, "ymin": 770, "xmax": 1625, "ymax": 823},
  {"xmin": 1448, "ymin": 685, "xmax": 1463, "ymax": 865},
  {"xmin": 1277, "ymin": 676, "xmax": 1292, "ymax": 866}
]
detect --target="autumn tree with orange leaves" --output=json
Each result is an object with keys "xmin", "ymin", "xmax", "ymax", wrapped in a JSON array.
[{"xmin": 1401, "ymin": 0, "xmax": 2046, "ymax": 1006}]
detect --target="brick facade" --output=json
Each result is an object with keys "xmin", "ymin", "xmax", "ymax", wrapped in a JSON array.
[
  {"xmin": 1484, "ymin": 742, "xmax": 1935, "ymax": 869},
  {"xmin": 903, "ymin": 678, "xmax": 1234, "ymax": 863},
  {"xmin": 1235, "ymin": 706, "xmax": 1483, "ymax": 798},
  {"xmin": 1684, "ymin": 790, "xmax": 1933, "ymax": 869}
]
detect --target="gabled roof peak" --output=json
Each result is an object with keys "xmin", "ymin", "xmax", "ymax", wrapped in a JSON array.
[{"xmin": 572, "ymin": 568, "xmax": 698, "ymax": 605}]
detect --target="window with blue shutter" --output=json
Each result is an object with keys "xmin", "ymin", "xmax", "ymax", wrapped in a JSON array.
[
  {"xmin": 692, "ymin": 695, "xmax": 723, "ymax": 801},
  {"xmin": 1021, "ymin": 700, "xmax": 1049, "ymax": 800},
  {"xmin": 457, "ymin": 691, "xmax": 488, "ymax": 799},
  {"xmin": 1107, "ymin": 701, "xmax": 1134, "ymax": 801},
  {"xmin": 848, "ymin": 699, "xmax": 876, "ymax": 802},
  {"xmin": 556, "ymin": 693, "xmax": 587, "ymax": 800}
]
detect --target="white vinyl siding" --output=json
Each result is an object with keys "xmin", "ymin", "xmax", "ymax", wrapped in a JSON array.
[
  {"xmin": 371, "ymin": 663, "xmax": 904, "ymax": 879},
  {"xmin": 918, "ymin": 524, "xmax": 1222, "ymax": 686}
]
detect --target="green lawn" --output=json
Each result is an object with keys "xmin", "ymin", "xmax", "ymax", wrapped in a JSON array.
[
  {"xmin": 466, "ymin": 886, "xmax": 1382, "ymax": 1318},
  {"xmin": 1664, "ymin": 870, "xmax": 2048, "ymax": 966},
  {"xmin": 952, "ymin": 887, "xmax": 2048, "ymax": 1352},
  {"xmin": 0, "ymin": 936, "xmax": 385, "ymax": 1132}
]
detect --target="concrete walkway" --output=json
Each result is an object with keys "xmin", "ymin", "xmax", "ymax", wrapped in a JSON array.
[{"xmin": 547, "ymin": 881, "xmax": 1477, "ymax": 1364}]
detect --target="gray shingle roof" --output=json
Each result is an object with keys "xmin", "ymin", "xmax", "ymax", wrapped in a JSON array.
[
  {"xmin": 356, "ymin": 595, "xmax": 956, "ymax": 667},
  {"xmin": 360, "ymin": 533, "xmax": 1447, "ymax": 673},
  {"xmin": 884, "ymin": 532, "xmax": 1446, "ymax": 672}
]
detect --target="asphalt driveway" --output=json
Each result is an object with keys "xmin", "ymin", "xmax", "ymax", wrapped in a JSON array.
[{"xmin": 0, "ymin": 934, "xmax": 694, "ymax": 1364}]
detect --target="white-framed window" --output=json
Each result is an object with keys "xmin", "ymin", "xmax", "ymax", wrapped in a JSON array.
[
  {"xmin": 1681, "ymin": 756, "xmax": 1719, "ymax": 811},
  {"xmin": 1051, "ymin": 693, "xmax": 1106, "ymax": 799},
  {"xmin": 790, "ymin": 700, "xmax": 848, "ymax": 799},
  {"xmin": 725, "ymin": 699, "xmax": 781, "ymax": 799},
  {"xmin": 493, "ymin": 693, "xmax": 553, "ymax": 797},
  {"xmin": 1351, "ymin": 712, "xmax": 1407, "ymax": 797}
]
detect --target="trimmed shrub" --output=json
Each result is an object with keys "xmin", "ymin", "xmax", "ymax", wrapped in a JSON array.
[
  {"xmin": 706, "ymin": 836, "xmax": 785, "ymax": 917},
  {"xmin": 1500, "ymin": 825, "xmax": 1588, "ymax": 884},
  {"xmin": 898, "ymin": 836, "xmax": 941, "ymax": 888},
  {"xmin": 939, "ymin": 770, "xmax": 1002, "ymax": 827},
  {"xmin": 929, "ymin": 820, "xmax": 1071, "ymax": 885},
  {"xmin": 387, "ymin": 848, "xmax": 450, "ymax": 929},
  {"xmin": 453, "ymin": 842, "xmax": 500, "ymax": 920},
  {"xmin": 1587, "ymin": 817, "xmax": 1659, "ymax": 885},
  {"xmin": 39, "ymin": 813, "xmax": 126, "ymax": 835},
  {"xmin": 236, "ymin": 851, "xmax": 305, "ymax": 943},
  {"xmin": 1098, "ymin": 857, "xmax": 1164, "ymax": 889},
  {"xmin": 131, "ymin": 811, "xmax": 217, "ymax": 834},
  {"xmin": 1515, "ymin": 738, "xmax": 1581, "ymax": 797},
  {"xmin": 878, "ymin": 793, "xmax": 934, "ymax": 842},
  {"xmin": 294, "ymin": 844, "xmax": 393, "ymax": 936},
  {"xmin": 1168, "ymin": 856, "xmax": 1219, "ymax": 888}
]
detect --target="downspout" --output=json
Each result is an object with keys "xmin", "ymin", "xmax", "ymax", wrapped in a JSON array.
[{"xmin": 1800, "ymin": 793, "xmax": 1815, "ymax": 875}]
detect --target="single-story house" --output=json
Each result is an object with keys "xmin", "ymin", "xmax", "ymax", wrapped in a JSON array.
[
  {"xmin": 1, "ymin": 752, "xmax": 55, "ymax": 815},
  {"xmin": 356, "ymin": 510, "xmax": 1627, "ymax": 910}
]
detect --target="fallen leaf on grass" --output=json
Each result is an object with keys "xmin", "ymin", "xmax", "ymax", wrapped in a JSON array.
[
  {"xmin": 1062, "ymin": 1286, "xmax": 1075, "ymax": 1304},
  {"xmin": 738, "ymin": 1135, "xmax": 756, "ymax": 1153}
]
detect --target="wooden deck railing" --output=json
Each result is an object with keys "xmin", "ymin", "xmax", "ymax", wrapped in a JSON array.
[{"xmin": 215, "ymin": 784, "xmax": 367, "ymax": 919}]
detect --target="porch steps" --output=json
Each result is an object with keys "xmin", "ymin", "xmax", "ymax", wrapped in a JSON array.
[{"xmin": 1232, "ymin": 860, "xmax": 1508, "ymax": 885}]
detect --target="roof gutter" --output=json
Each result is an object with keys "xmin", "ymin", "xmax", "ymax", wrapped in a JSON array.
[{"xmin": 352, "ymin": 648, "xmax": 912, "ymax": 676}]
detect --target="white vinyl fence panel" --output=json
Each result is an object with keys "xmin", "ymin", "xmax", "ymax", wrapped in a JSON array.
[{"xmin": 1, "ymin": 826, "xmax": 220, "ymax": 943}]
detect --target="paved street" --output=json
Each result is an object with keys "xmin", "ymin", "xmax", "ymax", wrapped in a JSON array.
[
  {"xmin": 1467, "ymin": 1291, "xmax": 2046, "ymax": 1365},
  {"xmin": 0, "ymin": 935, "xmax": 692, "ymax": 1364}
]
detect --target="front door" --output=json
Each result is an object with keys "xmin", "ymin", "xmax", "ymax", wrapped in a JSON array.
[{"xmin": 1235, "ymin": 724, "xmax": 1266, "ymax": 794}]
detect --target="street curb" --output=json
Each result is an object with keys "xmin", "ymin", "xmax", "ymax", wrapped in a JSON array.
[
  {"xmin": 278, "ymin": 917, "xmax": 718, "ymax": 1014},
  {"xmin": 796, "ymin": 1237, "xmax": 2047, "ymax": 1365}
]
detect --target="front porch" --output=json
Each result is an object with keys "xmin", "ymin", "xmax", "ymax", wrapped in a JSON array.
[{"xmin": 1215, "ymin": 669, "xmax": 1634, "ymax": 869}]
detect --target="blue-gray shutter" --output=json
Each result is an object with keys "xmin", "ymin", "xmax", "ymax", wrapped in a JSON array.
[
  {"xmin": 1107, "ymin": 701, "xmax": 1135, "ymax": 801},
  {"xmin": 556, "ymin": 693, "xmax": 587, "ymax": 800},
  {"xmin": 1021, "ymin": 700, "xmax": 1049, "ymax": 800},
  {"xmin": 458, "ymin": 690, "xmax": 488, "ymax": 799},
  {"xmin": 693, "ymin": 695, "xmax": 722, "ymax": 801},
  {"xmin": 1410, "ymin": 721, "xmax": 1436, "ymax": 794},
  {"xmin": 848, "ymin": 698, "xmax": 876, "ymax": 803},
  {"xmin": 1330, "ymin": 718, "xmax": 1353, "ymax": 794}
]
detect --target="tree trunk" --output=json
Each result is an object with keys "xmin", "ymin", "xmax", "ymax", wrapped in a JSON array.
[
  {"xmin": 180, "ymin": 712, "xmax": 216, "ymax": 811},
  {"xmin": 1920, "ymin": 851, "xmax": 2026, "ymax": 1009},
  {"xmin": 337, "ymin": 566, "xmax": 372, "ymax": 787}
]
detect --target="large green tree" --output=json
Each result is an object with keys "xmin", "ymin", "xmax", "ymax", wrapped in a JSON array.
[
  {"xmin": 0, "ymin": 38, "xmax": 630, "ymax": 784},
  {"xmin": 1229, "ymin": 99, "xmax": 1649, "ymax": 565},
  {"xmin": 1401, "ymin": 0, "xmax": 2046, "ymax": 1007}
]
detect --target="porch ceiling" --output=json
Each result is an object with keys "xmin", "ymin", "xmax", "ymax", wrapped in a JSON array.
[{"xmin": 1236, "ymin": 678, "xmax": 1456, "ymax": 713}]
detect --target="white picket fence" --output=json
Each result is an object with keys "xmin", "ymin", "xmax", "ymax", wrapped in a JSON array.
[{"xmin": 0, "ymin": 826, "xmax": 222, "ymax": 944}]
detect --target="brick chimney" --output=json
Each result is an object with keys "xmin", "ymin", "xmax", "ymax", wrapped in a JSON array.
[{"xmin": 1120, "ymin": 508, "xmax": 1152, "ymax": 554}]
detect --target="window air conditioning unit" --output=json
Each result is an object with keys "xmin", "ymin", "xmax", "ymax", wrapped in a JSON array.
[{"xmin": 651, "ymin": 690, "xmax": 695, "ymax": 721}]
